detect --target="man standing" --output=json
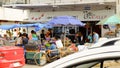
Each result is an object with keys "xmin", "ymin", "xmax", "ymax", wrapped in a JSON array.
[
  {"xmin": 93, "ymin": 31, "xmax": 99, "ymax": 43},
  {"xmin": 40, "ymin": 30, "xmax": 46, "ymax": 43}
]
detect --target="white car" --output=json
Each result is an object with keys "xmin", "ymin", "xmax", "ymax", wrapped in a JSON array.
[
  {"xmin": 77, "ymin": 37, "xmax": 120, "ymax": 51},
  {"xmin": 91, "ymin": 37, "xmax": 120, "ymax": 48},
  {"xmin": 42, "ymin": 46, "xmax": 120, "ymax": 68}
]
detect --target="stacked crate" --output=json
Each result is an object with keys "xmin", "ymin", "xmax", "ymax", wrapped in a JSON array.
[
  {"xmin": 25, "ymin": 42, "xmax": 40, "ymax": 65},
  {"xmin": 25, "ymin": 51, "xmax": 40, "ymax": 65}
]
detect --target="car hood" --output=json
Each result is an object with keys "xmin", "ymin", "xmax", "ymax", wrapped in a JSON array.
[{"xmin": 0, "ymin": 46, "xmax": 22, "ymax": 51}]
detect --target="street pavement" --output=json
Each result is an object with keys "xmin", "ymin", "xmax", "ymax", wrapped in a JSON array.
[{"xmin": 23, "ymin": 64, "xmax": 41, "ymax": 68}]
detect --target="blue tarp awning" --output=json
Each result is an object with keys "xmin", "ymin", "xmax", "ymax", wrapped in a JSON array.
[
  {"xmin": 0, "ymin": 25, "xmax": 16, "ymax": 30},
  {"xmin": 0, "ymin": 23, "xmax": 53, "ymax": 31}
]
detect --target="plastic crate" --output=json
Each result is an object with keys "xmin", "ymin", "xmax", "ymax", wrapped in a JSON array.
[
  {"xmin": 26, "ymin": 59, "xmax": 40, "ymax": 65},
  {"xmin": 24, "ymin": 44, "xmax": 39, "ymax": 51},
  {"xmin": 25, "ymin": 52, "xmax": 41, "ymax": 59}
]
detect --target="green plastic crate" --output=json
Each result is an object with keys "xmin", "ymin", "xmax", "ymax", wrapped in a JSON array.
[{"xmin": 26, "ymin": 52, "xmax": 41, "ymax": 59}]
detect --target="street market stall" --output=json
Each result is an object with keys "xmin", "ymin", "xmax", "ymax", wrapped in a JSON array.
[
  {"xmin": 46, "ymin": 15, "xmax": 85, "ymax": 46},
  {"xmin": 97, "ymin": 14, "xmax": 120, "ymax": 38}
]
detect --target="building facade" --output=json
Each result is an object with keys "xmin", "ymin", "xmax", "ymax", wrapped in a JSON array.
[
  {"xmin": 1, "ymin": 0, "xmax": 119, "ymax": 37},
  {"xmin": 2, "ymin": 0, "xmax": 116, "ymax": 21}
]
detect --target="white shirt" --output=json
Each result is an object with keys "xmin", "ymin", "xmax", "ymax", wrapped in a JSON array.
[{"xmin": 13, "ymin": 32, "xmax": 18, "ymax": 37}]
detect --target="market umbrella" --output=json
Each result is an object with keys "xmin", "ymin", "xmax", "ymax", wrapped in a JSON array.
[
  {"xmin": 97, "ymin": 15, "xmax": 120, "ymax": 25},
  {"xmin": 47, "ymin": 16, "xmax": 85, "ymax": 26},
  {"xmin": 47, "ymin": 15, "xmax": 85, "ymax": 46}
]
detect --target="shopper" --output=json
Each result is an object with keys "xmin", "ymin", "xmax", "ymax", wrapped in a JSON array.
[
  {"xmin": 22, "ymin": 33, "xmax": 28, "ymax": 45},
  {"xmin": 76, "ymin": 32, "xmax": 84, "ymax": 45},
  {"xmin": 13, "ymin": 29, "xmax": 18, "ymax": 40},
  {"xmin": 32, "ymin": 31, "xmax": 38, "ymax": 41},
  {"xmin": 29, "ymin": 30, "xmax": 38, "ymax": 41},
  {"xmin": 87, "ymin": 33, "xmax": 93, "ymax": 43},
  {"xmin": 93, "ymin": 31, "xmax": 99, "ymax": 43},
  {"xmin": 40, "ymin": 29, "xmax": 46, "ymax": 43},
  {"xmin": 15, "ymin": 33, "xmax": 23, "ymax": 47}
]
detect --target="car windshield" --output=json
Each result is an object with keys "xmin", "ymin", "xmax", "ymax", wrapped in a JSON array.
[{"xmin": 0, "ymin": 39, "xmax": 12, "ymax": 46}]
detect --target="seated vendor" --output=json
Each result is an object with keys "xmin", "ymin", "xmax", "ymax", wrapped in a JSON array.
[
  {"xmin": 67, "ymin": 41, "xmax": 78, "ymax": 52},
  {"xmin": 45, "ymin": 40, "xmax": 59, "ymax": 58}
]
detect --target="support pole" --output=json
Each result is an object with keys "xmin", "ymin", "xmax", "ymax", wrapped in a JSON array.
[{"xmin": 116, "ymin": 0, "xmax": 120, "ymax": 16}]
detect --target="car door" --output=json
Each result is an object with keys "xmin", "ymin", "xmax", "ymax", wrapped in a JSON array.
[{"xmin": 66, "ymin": 58, "xmax": 120, "ymax": 68}]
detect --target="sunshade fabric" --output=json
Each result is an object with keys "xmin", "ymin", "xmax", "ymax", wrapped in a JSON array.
[{"xmin": 97, "ymin": 15, "xmax": 120, "ymax": 25}]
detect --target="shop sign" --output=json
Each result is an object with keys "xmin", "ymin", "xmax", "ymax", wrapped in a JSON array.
[
  {"xmin": 28, "ymin": 10, "xmax": 114, "ymax": 21},
  {"xmin": 83, "ymin": 11, "xmax": 107, "ymax": 20}
]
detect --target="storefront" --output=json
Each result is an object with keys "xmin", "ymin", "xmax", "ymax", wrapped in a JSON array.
[{"xmin": 28, "ymin": 9, "xmax": 115, "ymax": 37}]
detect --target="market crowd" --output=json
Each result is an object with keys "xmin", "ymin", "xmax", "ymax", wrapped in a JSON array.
[{"xmin": 1, "ymin": 28, "xmax": 99, "ymax": 53}]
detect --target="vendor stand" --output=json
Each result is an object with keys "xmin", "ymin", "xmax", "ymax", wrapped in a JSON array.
[
  {"xmin": 104, "ymin": 31, "xmax": 116, "ymax": 38},
  {"xmin": 115, "ymin": 24, "xmax": 120, "ymax": 37}
]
